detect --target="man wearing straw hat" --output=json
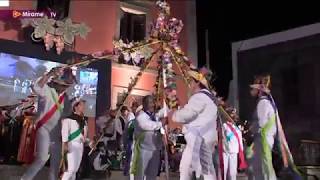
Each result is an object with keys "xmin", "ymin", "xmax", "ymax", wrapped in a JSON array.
[
  {"xmin": 172, "ymin": 68, "xmax": 218, "ymax": 180},
  {"xmin": 248, "ymin": 74, "xmax": 303, "ymax": 180},
  {"xmin": 248, "ymin": 74, "xmax": 277, "ymax": 180},
  {"xmin": 21, "ymin": 67, "xmax": 76, "ymax": 180}
]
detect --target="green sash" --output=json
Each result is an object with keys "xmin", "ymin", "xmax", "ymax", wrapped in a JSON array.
[
  {"xmin": 261, "ymin": 114, "xmax": 276, "ymax": 179},
  {"xmin": 127, "ymin": 120, "xmax": 135, "ymax": 140},
  {"xmin": 245, "ymin": 114, "xmax": 276, "ymax": 178},
  {"xmin": 49, "ymin": 89, "xmax": 63, "ymax": 113},
  {"xmin": 68, "ymin": 128, "xmax": 82, "ymax": 142},
  {"xmin": 130, "ymin": 133, "xmax": 145, "ymax": 175}
]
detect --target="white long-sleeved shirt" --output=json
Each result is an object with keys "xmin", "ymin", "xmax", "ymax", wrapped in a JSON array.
[
  {"xmin": 255, "ymin": 97, "xmax": 277, "ymax": 138},
  {"xmin": 134, "ymin": 106, "xmax": 168, "ymax": 150},
  {"xmin": 127, "ymin": 112, "xmax": 135, "ymax": 121},
  {"xmin": 61, "ymin": 117, "xmax": 88, "ymax": 143},
  {"xmin": 223, "ymin": 122, "xmax": 243, "ymax": 154},
  {"xmin": 135, "ymin": 112, "xmax": 162, "ymax": 131},
  {"xmin": 32, "ymin": 77, "xmax": 65, "ymax": 131},
  {"xmin": 172, "ymin": 89, "xmax": 218, "ymax": 140},
  {"xmin": 114, "ymin": 116, "xmax": 127, "ymax": 135},
  {"xmin": 135, "ymin": 106, "xmax": 168, "ymax": 131}
]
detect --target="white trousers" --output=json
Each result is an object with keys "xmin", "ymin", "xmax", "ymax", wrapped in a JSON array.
[
  {"xmin": 179, "ymin": 132, "xmax": 216, "ymax": 180},
  {"xmin": 61, "ymin": 141, "xmax": 84, "ymax": 180},
  {"xmin": 223, "ymin": 152, "xmax": 238, "ymax": 180},
  {"xmin": 21, "ymin": 127, "xmax": 61, "ymax": 180}
]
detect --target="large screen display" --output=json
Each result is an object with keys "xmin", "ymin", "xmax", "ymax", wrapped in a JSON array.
[{"xmin": 0, "ymin": 52, "xmax": 98, "ymax": 117}]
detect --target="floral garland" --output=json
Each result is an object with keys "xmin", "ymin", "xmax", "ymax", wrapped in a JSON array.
[
  {"xmin": 161, "ymin": 50, "xmax": 178, "ymax": 109},
  {"xmin": 116, "ymin": 49, "xmax": 159, "ymax": 108},
  {"xmin": 113, "ymin": 39, "xmax": 158, "ymax": 66},
  {"xmin": 150, "ymin": 0, "xmax": 190, "ymax": 108},
  {"xmin": 168, "ymin": 47, "xmax": 192, "ymax": 87},
  {"xmin": 112, "ymin": 0, "xmax": 195, "ymax": 110},
  {"xmin": 154, "ymin": 62, "xmax": 165, "ymax": 111},
  {"xmin": 21, "ymin": 16, "xmax": 91, "ymax": 54}
]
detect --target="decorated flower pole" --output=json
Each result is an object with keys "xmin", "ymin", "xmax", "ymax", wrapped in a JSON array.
[
  {"xmin": 18, "ymin": 1, "xmax": 250, "ymax": 177},
  {"xmin": 152, "ymin": 1, "xmax": 180, "ymax": 110},
  {"xmin": 18, "ymin": 1, "xmax": 252, "ymax": 179},
  {"xmin": 161, "ymin": 52, "xmax": 170, "ymax": 180},
  {"xmin": 110, "ymin": 0, "xmax": 195, "ymax": 111}
]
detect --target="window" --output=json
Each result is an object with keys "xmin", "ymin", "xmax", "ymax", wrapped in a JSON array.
[
  {"xmin": 37, "ymin": 0, "xmax": 70, "ymax": 20},
  {"xmin": 120, "ymin": 9, "xmax": 146, "ymax": 42},
  {"xmin": 119, "ymin": 3, "xmax": 148, "ymax": 42}
]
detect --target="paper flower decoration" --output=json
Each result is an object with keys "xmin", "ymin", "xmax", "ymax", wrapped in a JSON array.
[
  {"xmin": 33, "ymin": 16, "xmax": 56, "ymax": 38},
  {"xmin": 111, "ymin": 0, "xmax": 199, "ymax": 111},
  {"xmin": 21, "ymin": 16, "xmax": 91, "ymax": 54},
  {"xmin": 75, "ymin": 22, "xmax": 91, "ymax": 39},
  {"xmin": 55, "ymin": 18, "xmax": 77, "ymax": 45}
]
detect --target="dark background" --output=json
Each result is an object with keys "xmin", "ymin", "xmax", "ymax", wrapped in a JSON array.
[
  {"xmin": 236, "ymin": 34, "xmax": 320, "ymax": 164},
  {"xmin": 196, "ymin": 1, "xmax": 320, "ymax": 98},
  {"xmin": 195, "ymin": 2, "xmax": 320, "ymax": 165}
]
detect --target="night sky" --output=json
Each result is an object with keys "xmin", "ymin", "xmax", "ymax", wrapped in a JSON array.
[{"xmin": 196, "ymin": 1, "xmax": 320, "ymax": 99}]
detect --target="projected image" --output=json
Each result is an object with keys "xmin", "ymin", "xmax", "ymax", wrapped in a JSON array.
[
  {"xmin": 69, "ymin": 68, "xmax": 98, "ymax": 117},
  {"xmin": 0, "ymin": 52, "xmax": 98, "ymax": 117}
]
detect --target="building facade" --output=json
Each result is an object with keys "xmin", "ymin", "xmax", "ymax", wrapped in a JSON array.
[{"xmin": 0, "ymin": 0, "xmax": 197, "ymax": 134}]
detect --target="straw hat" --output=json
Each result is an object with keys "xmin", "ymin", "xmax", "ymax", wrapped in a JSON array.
[
  {"xmin": 51, "ymin": 67, "xmax": 77, "ymax": 86},
  {"xmin": 188, "ymin": 70, "xmax": 209, "ymax": 89},
  {"xmin": 249, "ymin": 75, "xmax": 271, "ymax": 94}
]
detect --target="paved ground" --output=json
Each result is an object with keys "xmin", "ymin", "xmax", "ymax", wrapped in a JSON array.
[
  {"xmin": 0, "ymin": 164, "xmax": 251, "ymax": 180},
  {"xmin": 2, "ymin": 164, "xmax": 320, "ymax": 180},
  {"xmin": 0, "ymin": 165, "xmax": 180, "ymax": 180}
]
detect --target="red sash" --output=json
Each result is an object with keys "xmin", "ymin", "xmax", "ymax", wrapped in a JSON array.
[
  {"xmin": 27, "ymin": 93, "xmax": 65, "ymax": 164},
  {"xmin": 226, "ymin": 123, "xmax": 247, "ymax": 169},
  {"xmin": 218, "ymin": 124, "xmax": 224, "ymax": 180},
  {"xmin": 35, "ymin": 94, "xmax": 65, "ymax": 130}
]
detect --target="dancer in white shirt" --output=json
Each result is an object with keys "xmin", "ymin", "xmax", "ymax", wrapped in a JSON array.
[
  {"xmin": 249, "ymin": 75, "xmax": 277, "ymax": 180},
  {"xmin": 21, "ymin": 67, "xmax": 76, "ymax": 180},
  {"xmin": 61, "ymin": 98, "xmax": 89, "ymax": 180},
  {"xmin": 172, "ymin": 68, "xmax": 217, "ymax": 180},
  {"xmin": 130, "ymin": 95, "xmax": 168, "ymax": 180},
  {"xmin": 222, "ymin": 108, "xmax": 246, "ymax": 180}
]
